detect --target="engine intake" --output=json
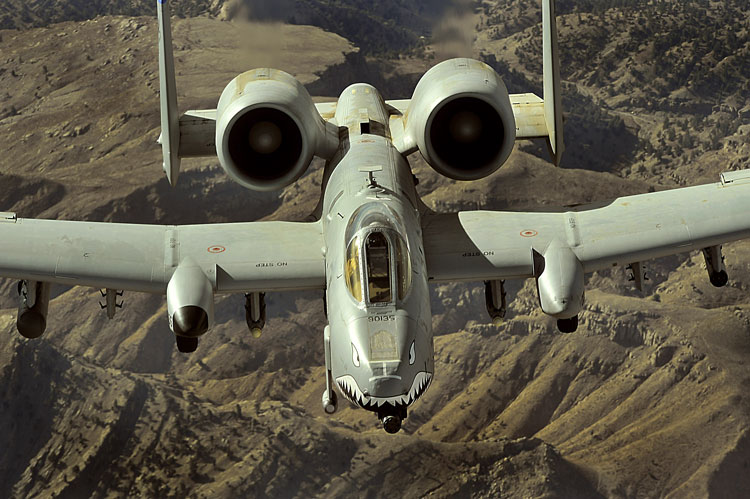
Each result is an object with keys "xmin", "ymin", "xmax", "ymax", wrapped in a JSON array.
[
  {"xmin": 216, "ymin": 69, "xmax": 338, "ymax": 191},
  {"xmin": 405, "ymin": 58, "xmax": 516, "ymax": 180}
]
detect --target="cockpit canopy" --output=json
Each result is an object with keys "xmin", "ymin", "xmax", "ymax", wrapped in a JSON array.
[{"xmin": 344, "ymin": 204, "xmax": 412, "ymax": 305}]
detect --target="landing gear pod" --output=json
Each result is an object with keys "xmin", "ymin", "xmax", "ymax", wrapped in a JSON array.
[
  {"xmin": 16, "ymin": 280, "xmax": 51, "ymax": 339},
  {"xmin": 167, "ymin": 258, "xmax": 214, "ymax": 352},
  {"xmin": 535, "ymin": 241, "xmax": 584, "ymax": 332},
  {"xmin": 702, "ymin": 245, "xmax": 728, "ymax": 287}
]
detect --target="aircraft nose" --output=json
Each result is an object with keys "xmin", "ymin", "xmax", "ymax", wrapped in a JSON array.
[{"xmin": 368, "ymin": 374, "xmax": 404, "ymax": 398}]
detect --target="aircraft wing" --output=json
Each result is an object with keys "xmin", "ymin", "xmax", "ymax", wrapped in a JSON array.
[
  {"xmin": 422, "ymin": 170, "xmax": 750, "ymax": 282},
  {"xmin": 0, "ymin": 215, "xmax": 325, "ymax": 293}
]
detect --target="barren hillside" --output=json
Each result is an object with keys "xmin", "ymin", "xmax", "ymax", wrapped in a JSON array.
[{"xmin": 1, "ymin": 1, "xmax": 750, "ymax": 497}]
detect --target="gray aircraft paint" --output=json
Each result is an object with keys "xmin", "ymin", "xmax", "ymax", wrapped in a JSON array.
[
  {"xmin": 320, "ymin": 83, "xmax": 434, "ymax": 409},
  {"xmin": 3, "ymin": 0, "xmax": 750, "ymax": 431}
]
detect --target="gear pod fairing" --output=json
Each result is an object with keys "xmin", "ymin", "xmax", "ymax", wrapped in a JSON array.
[
  {"xmin": 535, "ymin": 241, "xmax": 584, "ymax": 320},
  {"xmin": 167, "ymin": 259, "xmax": 214, "ymax": 350}
]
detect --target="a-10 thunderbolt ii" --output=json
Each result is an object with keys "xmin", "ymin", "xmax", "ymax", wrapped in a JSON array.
[{"xmin": 2, "ymin": 0, "xmax": 750, "ymax": 434}]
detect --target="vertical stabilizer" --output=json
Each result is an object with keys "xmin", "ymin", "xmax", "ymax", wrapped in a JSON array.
[
  {"xmin": 157, "ymin": 0, "xmax": 181, "ymax": 186},
  {"xmin": 542, "ymin": 0, "xmax": 564, "ymax": 166}
]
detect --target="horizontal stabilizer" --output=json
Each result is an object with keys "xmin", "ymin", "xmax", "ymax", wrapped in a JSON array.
[
  {"xmin": 175, "ymin": 110, "xmax": 216, "ymax": 158},
  {"xmin": 157, "ymin": 110, "xmax": 216, "ymax": 158},
  {"xmin": 509, "ymin": 93, "xmax": 547, "ymax": 139},
  {"xmin": 314, "ymin": 101, "xmax": 338, "ymax": 121}
]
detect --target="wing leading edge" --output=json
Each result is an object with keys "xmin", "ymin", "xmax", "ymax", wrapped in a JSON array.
[
  {"xmin": 0, "ymin": 218, "xmax": 325, "ymax": 293},
  {"xmin": 423, "ymin": 170, "xmax": 750, "ymax": 282}
]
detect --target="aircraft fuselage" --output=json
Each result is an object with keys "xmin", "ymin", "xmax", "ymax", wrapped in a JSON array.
[{"xmin": 321, "ymin": 84, "xmax": 434, "ymax": 421}]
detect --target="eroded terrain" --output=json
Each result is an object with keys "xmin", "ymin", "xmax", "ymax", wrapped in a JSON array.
[{"xmin": 1, "ymin": 2, "xmax": 749, "ymax": 497}]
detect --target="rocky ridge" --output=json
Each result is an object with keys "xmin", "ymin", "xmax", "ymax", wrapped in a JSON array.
[{"xmin": 1, "ymin": 2, "xmax": 750, "ymax": 497}]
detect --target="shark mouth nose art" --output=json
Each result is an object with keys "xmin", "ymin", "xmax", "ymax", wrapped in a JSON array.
[{"xmin": 336, "ymin": 372, "xmax": 432, "ymax": 409}]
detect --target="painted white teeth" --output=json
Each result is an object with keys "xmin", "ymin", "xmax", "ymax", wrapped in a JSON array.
[{"xmin": 336, "ymin": 372, "xmax": 433, "ymax": 408}]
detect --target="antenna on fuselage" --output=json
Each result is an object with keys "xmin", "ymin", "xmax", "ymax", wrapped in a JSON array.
[
  {"xmin": 157, "ymin": 0, "xmax": 181, "ymax": 186},
  {"xmin": 542, "ymin": 0, "xmax": 564, "ymax": 166},
  {"xmin": 360, "ymin": 165, "xmax": 383, "ymax": 188}
]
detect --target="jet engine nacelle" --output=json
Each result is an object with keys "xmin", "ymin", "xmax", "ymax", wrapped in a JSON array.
[
  {"xmin": 404, "ymin": 58, "xmax": 516, "ymax": 180},
  {"xmin": 216, "ymin": 68, "xmax": 338, "ymax": 191},
  {"xmin": 535, "ymin": 241, "xmax": 584, "ymax": 320},
  {"xmin": 167, "ymin": 258, "xmax": 214, "ymax": 341},
  {"xmin": 16, "ymin": 280, "xmax": 51, "ymax": 339}
]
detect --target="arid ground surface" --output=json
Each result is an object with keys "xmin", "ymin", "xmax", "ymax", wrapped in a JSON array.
[{"xmin": 1, "ymin": 1, "xmax": 749, "ymax": 497}]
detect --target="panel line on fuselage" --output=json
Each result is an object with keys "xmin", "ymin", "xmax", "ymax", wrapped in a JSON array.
[{"xmin": 320, "ymin": 83, "xmax": 434, "ymax": 414}]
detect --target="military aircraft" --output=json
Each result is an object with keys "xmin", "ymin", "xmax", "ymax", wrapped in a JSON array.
[{"xmin": 2, "ymin": 0, "xmax": 750, "ymax": 433}]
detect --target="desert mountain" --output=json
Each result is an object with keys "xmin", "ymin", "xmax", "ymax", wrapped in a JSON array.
[{"xmin": 1, "ymin": 1, "xmax": 750, "ymax": 497}]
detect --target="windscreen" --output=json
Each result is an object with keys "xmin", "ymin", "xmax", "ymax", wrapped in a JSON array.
[
  {"xmin": 365, "ymin": 231, "xmax": 391, "ymax": 303},
  {"xmin": 345, "ymin": 235, "xmax": 363, "ymax": 302},
  {"xmin": 395, "ymin": 235, "xmax": 412, "ymax": 300},
  {"xmin": 345, "ymin": 222, "xmax": 412, "ymax": 305}
]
